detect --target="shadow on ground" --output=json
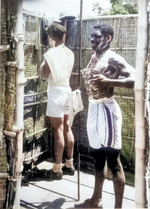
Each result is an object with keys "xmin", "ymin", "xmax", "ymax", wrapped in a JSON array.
[{"xmin": 21, "ymin": 198, "xmax": 66, "ymax": 209}]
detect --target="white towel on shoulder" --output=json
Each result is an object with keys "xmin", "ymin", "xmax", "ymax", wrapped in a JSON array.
[{"xmin": 43, "ymin": 45, "xmax": 74, "ymax": 82}]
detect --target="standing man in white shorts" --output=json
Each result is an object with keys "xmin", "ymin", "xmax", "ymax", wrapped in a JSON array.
[
  {"xmin": 40, "ymin": 23, "xmax": 75, "ymax": 180},
  {"xmin": 75, "ymin": 23, "xmax": 136, "ymax": 208}
]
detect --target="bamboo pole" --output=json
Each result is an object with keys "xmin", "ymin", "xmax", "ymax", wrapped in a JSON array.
[
  {"xmin": 134, "ymin": 0, "xmax": 148, "ymax": 208},
  {"xmin": 146, "ymin": 54, "xmax": 150, "ymax": 208},
  {"xmin": 13, "ymin": 0, "xmax": 25, "ymax": 208},
  {"xmin": 76, "ymin": 0, "xmax": 83, "ymax": 201}
]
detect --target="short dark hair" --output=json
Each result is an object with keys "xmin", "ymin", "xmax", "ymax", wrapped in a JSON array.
[
  {"xmin": 48, "ymin": 23, "xmax": 66, "ymax": 39},
  {"xmin": 93, "ymin": 23, "xmax": 114, "ymax": 40}
]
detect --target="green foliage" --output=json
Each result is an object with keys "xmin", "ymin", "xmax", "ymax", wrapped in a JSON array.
[
  {"xmin": 110, "ymin": 4, "xmax": 129, "ymax": 15},
  {"xmin": 110, "ymin": 0, "xmax": 124, "ymax": 6},
  {"xmin": 92, "ymin": 1, "xmax": 138, "ymax": 16},
  {"xmin": 123, "ymin": 3, "xmax": 138, "ymax": 14}
]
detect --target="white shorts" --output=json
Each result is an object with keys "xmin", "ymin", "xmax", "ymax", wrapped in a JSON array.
[
  {"xmin": 87, "ymin": 97, "xmax": 122, "ymax": 149},
  {"xmin": 46, "ymin": 85, "xmax": 71, "ymax": 118}
]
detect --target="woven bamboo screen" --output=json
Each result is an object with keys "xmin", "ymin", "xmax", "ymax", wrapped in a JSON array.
[
  {"xmin": 0, "ymin": 1, "xmax": 9, "ymax": 206},
  {"xmin": 1, "ymin": 0, "xmax": 8, "ymax": 46},
  {"xmin": 0, "ymin": 57, "xmax": 7, "ymax": 209},
  {"xmin": 23, "ymin": 12, "xmax": 49, "ymax": 168},
  {"xmin": 24, "ymin": 14, "xmax": 40, "ymax": 44},
  {"xmin": 0, "ymin": 61, "xmax": 18, "ymax": 208},
  {"xmin": 66, "ymin": 15, "xmax": 137, "ymax": 173}
]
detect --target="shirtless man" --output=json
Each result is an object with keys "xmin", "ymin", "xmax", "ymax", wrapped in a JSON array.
[{"xmin": 75, "ymin": 23, "xmax": 135, "ymax": 208}]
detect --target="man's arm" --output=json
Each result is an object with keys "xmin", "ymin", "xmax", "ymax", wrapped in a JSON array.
[
  {"xmin": 93, "ymin": 57, "xmax": 136, "ymax": 88},
  {"xmin": 99, "ymin": 74, "xmax": 135, "ymax": 88},
  {"xmin": 39, "ymin": 59, "xmax": 50, "ymax": 79},
  {"xmin": 93, "ymin": 68, "xmax": 135, "ymax": 88}
]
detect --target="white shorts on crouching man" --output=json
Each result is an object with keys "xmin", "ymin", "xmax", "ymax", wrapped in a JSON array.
[
  {"xmin": 46, "ymin": 85, "xmax": 71, "ymax": 118},
  {"xmin": 87, "ymin": 97, "xmax": 122, "ymax": 150}
]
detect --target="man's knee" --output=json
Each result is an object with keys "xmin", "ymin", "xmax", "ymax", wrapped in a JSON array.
[
  {"xmin": 108, "ymin": 157, "xmax": 125, "ymax": 179},
  {"xmin": 106, "ymin": 149, "xmax": 121, "ymax": 174},
  {"xmin": 95, "ymin": 165, "xmax": 105, "ymax": 178},
  {"xmin": 64, "ymin": 115, "xmax": 71, "ymax": 133},
  {"xmin": 54, "ymin": 125, "xmax": 64, "ymax": 132},
  {"xmin": 64, "ymin": 121, "xmax": 70, "ymax": 133}
]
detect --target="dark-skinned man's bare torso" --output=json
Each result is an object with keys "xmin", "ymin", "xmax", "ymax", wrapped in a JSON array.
[
  {"xmin": 82, "ymin": 49, "xmax": 135, "ymax": 101},
  {"xmin": 82, "ymin": 54, "xmax": 113, "ymax": 100}
]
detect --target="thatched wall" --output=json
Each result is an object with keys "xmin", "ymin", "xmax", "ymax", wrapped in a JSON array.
[
  {"xmin": 0, "ymin": 54, "xmax": 7, "ymax": 208},
  {"xmin": 0, "ymin": 0, "xmax": 9, "ymax": 207}
]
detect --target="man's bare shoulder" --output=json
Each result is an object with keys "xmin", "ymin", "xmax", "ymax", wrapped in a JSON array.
[
  {"xmin": 106, "ymin": 50, "xmax": 126, "ymax": 63},
  {"xmin": 106, "ymin": 49, "xmax": 136, "ymax": 75}
]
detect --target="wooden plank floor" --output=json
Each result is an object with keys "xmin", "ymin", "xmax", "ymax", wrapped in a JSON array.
[{"xmin": 20, "ymin": 162, "xmax": 135, "ymax": 209}]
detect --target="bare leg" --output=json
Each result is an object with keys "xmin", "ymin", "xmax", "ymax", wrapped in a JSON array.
[
  {"xmin": 63, "ymin": 115, "xmax": 74, "ymax": 160},
  {"xmin": 90, "ymin": 148, "xmax": 106, "ymax": 206},
  {"xmin": 108, "ymin": 153, "xmax": 125, "ymax": 209},
  {"xmin": 113, "ymin": 160, "xmax": 125, "ymax": 208},
  {"xmin": 91, "ymin": 166, "xmax": 105, "ymax": 206},
  {"xmin": 28, "ymin": 117, "xmax": 64, "ymax": 181},
  {"xmin": 49, "ymin": 117, "xmax": 64, "ymax": 164},
  {"xmin": 74, "ymin": 167, "xmax": 105, "ymax": 208},
  {"xmin": 75, "ymin": 149, "xmax": 106, "ymax": 208}
]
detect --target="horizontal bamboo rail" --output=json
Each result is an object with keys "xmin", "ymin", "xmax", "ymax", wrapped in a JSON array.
[
  {"xmin": 24, "ymin": 100, "xmax": 47, "ymax": 107},
  {"xmin": 70, "ymin": 47, "xmax": 137, "ymax": 50},
  {"xmin": 24, "ymin": 91, "xmax": 47, "ymax": 97},
  {"xmin": 0, "ymin": 45, "xmax": 10, "ymax": 52},
  {"xmin": 23, "ymin": 149, "xmax": 48, "ymax": 162},
  {"xmin": 0, "ymin": 173, "xmax": 9, "ymax": 178},
  {"xmin": 24, "ymin": 127, "xmax": 48, "ymax": 138}
]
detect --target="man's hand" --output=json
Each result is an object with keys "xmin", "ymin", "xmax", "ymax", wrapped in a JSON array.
[
  {"xmin": 90, "ymin": 73, "xmax": 134, "ymax": 88},
  {"xmin": 91, "ymin": 74, "xmax": 109, "ymax": 83}
]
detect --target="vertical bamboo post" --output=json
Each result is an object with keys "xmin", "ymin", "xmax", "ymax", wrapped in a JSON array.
[
  {"xmin": 13, "ymin": 0, "xmax": 26, "ymax": 208},
  {"xmin": 146, "ymin": 55, "xmax": 150, "ymax": 208},
  {"xmin": 134, "ymin": 0, "xmax": 148, "ymax": 208},
  {"xmin": 77, "ymin": 0, "xmax": 83, "ymax": 201}
]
